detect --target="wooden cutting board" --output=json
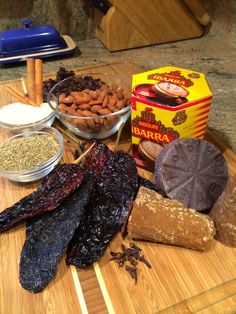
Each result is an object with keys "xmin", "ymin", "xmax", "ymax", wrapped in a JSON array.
[{"xmin": 0, "ymin": 62, "xmax": 236, "ymax": 314}]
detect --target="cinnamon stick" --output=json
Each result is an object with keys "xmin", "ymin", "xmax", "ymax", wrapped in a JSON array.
[
  {"xmin": 5, "ymin": 85, "xmax": 37, "ymax": 106},
  {"xmin": 35, "ymin": 59, "xmax": 43, "ymax": 105},
  {"xmin": 27, "ymin": 58, "xmax": 36, "ymax": 102}
]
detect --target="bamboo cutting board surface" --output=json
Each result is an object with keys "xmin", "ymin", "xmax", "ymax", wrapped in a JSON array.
[{"xmin": 0, "ymin": 62, "xmax": 236, "ymax": 314}]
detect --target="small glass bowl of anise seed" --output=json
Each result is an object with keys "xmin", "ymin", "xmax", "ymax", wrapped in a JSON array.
[
  {"xmin": 47, "ymin": 72, "xmax": 131, "ymax": 139},
  {"xmin": 0, "ymin": 127, "xmax": 64, "ymax": 182}
]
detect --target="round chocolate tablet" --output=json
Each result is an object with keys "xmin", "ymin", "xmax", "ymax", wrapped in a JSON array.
[{"xmin": 154, "ymin": 138, "xmax": 228, "ymax": 211}]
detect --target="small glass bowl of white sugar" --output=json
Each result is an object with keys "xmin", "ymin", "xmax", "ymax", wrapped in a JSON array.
[{"xmin": 0, "ymin": 101, "xmax": 55, "ymax": 133}]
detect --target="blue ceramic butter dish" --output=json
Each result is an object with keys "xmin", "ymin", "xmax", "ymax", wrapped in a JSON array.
[{"xmin": 0, "ymin": 20, "xmax": 77, "ymax": 64}]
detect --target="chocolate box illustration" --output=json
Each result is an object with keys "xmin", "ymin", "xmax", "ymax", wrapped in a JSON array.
[{"xmin": 131, "ymin": 66, "xmax": 212, "ymax": 170}]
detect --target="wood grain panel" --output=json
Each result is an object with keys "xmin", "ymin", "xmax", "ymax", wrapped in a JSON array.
[
  {"xmin": 110, "ymin": 0, "xmax": 203, "ymax": 42},
  {"xmin": 96, "ymin": 7, "xmax": 150, "ymax": 51},
  {"xmin": 96, "ymin": 0, "xmax": 203, "ymax": 51},
  {"xmin": 77, "ymin": 268, "xmax": 108, "ymax": 314},
  {"xmin": 97, "ymin": 234, "xmax": 236, "ymax": 313}
]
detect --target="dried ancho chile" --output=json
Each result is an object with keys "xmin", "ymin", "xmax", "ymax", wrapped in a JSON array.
[
  {"xmin": 110, "ymin": 243, "xmax": 151, "ymax": 284},
  {"xmin": 66, "ymin": 143, "xmax": 138, "ymax": 268},
  {"xmin": 0, "ymin": 164, "xmax": 85, "ymax": 232},
  {"xmin": 19, "ymin": 177, "xmax": 94, "ymax": 293}
]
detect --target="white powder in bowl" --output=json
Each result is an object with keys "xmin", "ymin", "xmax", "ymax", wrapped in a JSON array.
[{"xmin": 0, "ymin": 102, "xmax": 54, "ymax": 125}]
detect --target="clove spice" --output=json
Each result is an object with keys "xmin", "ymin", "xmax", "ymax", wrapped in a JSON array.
[{"xmin": 110, "ymin": 242, "xmax": 151, "ymax": 284}]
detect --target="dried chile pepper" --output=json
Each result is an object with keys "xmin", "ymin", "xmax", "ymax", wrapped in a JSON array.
[
  {"xmin": 19, "ymin": 176, "xmax": 94, "ymax": 293},
  {"xmin": 82, "ymin": 142, "xmax": 112, "ymax": 180},
  {"xmin": 66, "ymin": 145, "xmax": 138, "ymax": 268},
  {"xmin": 0, "ymin": 164, "xmax": 85, "ymax": 232}
]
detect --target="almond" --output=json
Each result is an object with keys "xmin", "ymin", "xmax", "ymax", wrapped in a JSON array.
[
  {"xmin": 91, "ymin": 105, "xmax": 102, "ymax": 113},
  {"xmin": 102, "ymin": 95, "xmax": 110, "ymax": 108}
]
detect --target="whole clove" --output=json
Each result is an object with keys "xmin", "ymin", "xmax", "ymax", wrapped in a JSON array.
[
  {"xmin": 138, "ymin": 255, "xmax": 152, "ymax": 269},
  {"xmin": 125, "ymin": 265, "xmax": 138, "ymax": 284},
  {"xmin": 110, "ymin": 242, "xmax": 151, "ymax": 284}
]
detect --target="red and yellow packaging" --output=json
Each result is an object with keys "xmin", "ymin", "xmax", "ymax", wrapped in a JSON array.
[{"xmin": 131, "ymin": 66, "xmax": 212, "ymax": 170}]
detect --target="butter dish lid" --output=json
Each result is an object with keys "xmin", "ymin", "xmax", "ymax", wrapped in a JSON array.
[{"xmin": 0, "ymin": 20, "xmax": 67, "ymax": 58}]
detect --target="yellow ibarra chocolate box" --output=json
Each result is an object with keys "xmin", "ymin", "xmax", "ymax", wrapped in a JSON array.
[{"xmin": 131, "ymin": 66, "xmax": 212, "ymax": 170}]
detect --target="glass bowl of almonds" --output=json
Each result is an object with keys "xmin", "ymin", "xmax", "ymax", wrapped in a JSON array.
[
  {"xmin": 47, "ymin": 73, "xmax": 131, "ymax": 139},
  {"xmin": 0, "ymin": 127, "xmax": 64, "ymax": 182}
]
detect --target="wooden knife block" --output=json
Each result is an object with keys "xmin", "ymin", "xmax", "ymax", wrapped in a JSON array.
[{"xmin": 95, "ymin": 0, "xmax": 210, "ymax": 52}]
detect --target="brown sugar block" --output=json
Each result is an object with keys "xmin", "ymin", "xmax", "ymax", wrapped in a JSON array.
[
  {"xmin": 128, "ymin": 186, "xmax": 216, "ymax": 251},
  {"xmin": 209, "ymin": 175, "xmax": 236, "ymax": 247}
]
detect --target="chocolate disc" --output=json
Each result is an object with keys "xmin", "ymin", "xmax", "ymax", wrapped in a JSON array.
[{"xmin": 154, "ymin": 138, "xmax": 228, "ymax": 211}]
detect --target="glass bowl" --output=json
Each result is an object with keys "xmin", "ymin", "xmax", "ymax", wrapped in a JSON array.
[
  {"xmin": 0, "ymin": 101, "xmax": 55, "ymax": 133},
  {"xmin": 0, "ymin": 127, "xmax": 64, "ymax": 182},
  {"xmin": 47, "ymin": 73, "xmax": 131, "ymax": 139}
]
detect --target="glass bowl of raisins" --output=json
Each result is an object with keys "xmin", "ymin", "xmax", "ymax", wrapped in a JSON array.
[{"xmin": 47, "ymin": 73, "xmax": 131, "ymax": 139}]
